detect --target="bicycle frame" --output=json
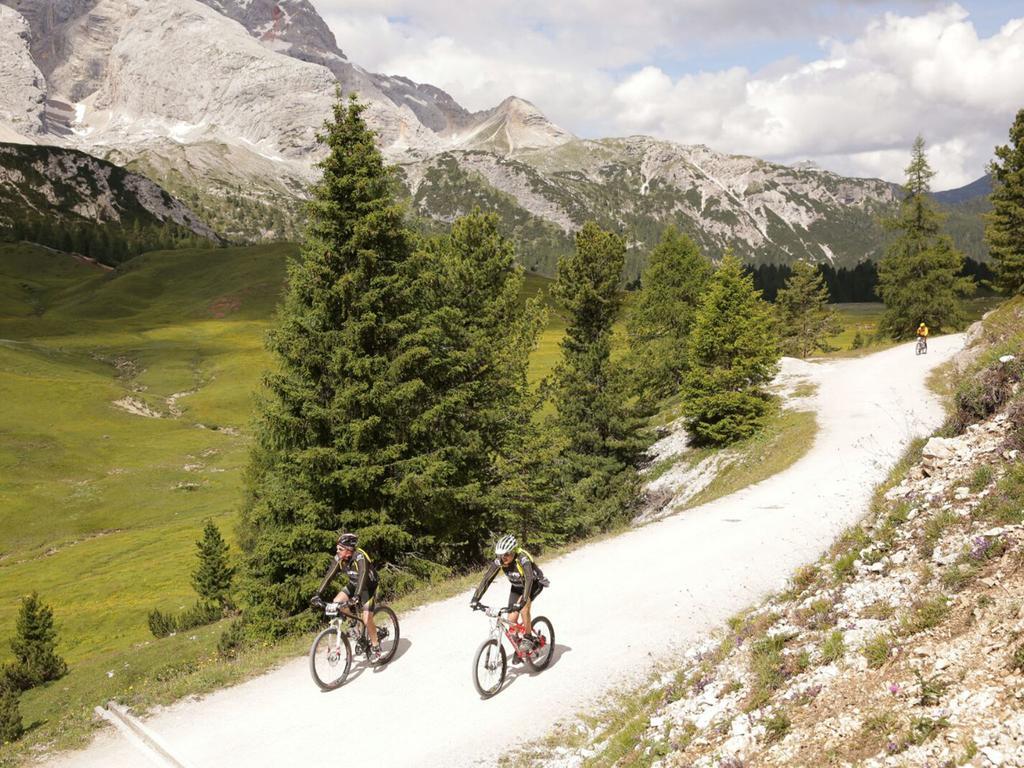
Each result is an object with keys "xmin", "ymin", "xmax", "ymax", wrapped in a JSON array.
[
  {"xmin": 483, "ymin": 608, "xmax": 533, "ymax": 661},
  {"xmin": 327, "ymin": 605, "xmax": 371, "ymax": 648}
]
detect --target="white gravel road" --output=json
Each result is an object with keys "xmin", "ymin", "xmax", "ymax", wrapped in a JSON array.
[{"xmin": 44, "ymin": 335, "xmax": 962, "ymax": 768}]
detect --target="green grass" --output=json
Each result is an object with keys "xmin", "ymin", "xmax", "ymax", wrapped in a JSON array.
[
  {"xmin": 681, "ymin": 408, "xmax": 818, "ymax": 510},
  {"xmin": 821, "ymin": 297, "xmax": 1002, "ymax": 358}
]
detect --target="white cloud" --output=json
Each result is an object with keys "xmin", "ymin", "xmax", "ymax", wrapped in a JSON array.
[{"xmin": 320, "ymin": 2, "xmax": 1024, "ymax": 188}]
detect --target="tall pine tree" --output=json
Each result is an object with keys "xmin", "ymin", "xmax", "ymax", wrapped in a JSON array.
[
  {"xmin": 775, "ymin": 260, "xmax": 842, "ymax": 357},
  {"xmin": 392, "ymin": 210, "xmax": 543, "ymax": 561},
  {"xmin": 551, "ymin": 222, "xmax": 646, "ymax": 537},
  {"xmin": 9, "ymin": 593, "xmax": 66, "ymax": 689},
  {"xmin": 987, "ymin": 108, "xmax": 1024, "ymax": 295},
  {"xmin": 877, "ymin": 136, "xmax": 974, "ymax": 339},
  {"xmin": 626, "ymin": 227, "xmax": 712, "ymax": 405},
  {"xmin": 683, "ymin": 252, "xmax": 780, "ymax": 445},
  {"xmin": 240, "ymin": 94, "xmax": 419, "ymax": 635}
]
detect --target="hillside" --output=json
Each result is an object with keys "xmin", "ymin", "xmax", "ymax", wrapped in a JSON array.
[
  {"xmin": 519, "ymin": 299, "xmax": 1024, "ymax": 768},
  {"xmin": 0, "ymin": 143, "xmax": 220, "ymax": 264}
]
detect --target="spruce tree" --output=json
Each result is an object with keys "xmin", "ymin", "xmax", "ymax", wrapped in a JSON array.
[
  {"xmin": 626, "ymin": 227, "xmax": 712, "ymax": 404},
  {"xmin": 877, "ymin": 136, "xmax": 974, "ymax": 339},
  {"xmin": 551, "ymin": 222, "xmax": 646, "ymax": 536},
  {"xmin": 393, "ymin": 210, "xmax": 543, "ymax": 560},
  {"xmin": 192, "ymin": 520, "xmax": 234, "ymax": 609},
  {"xmin": 775, "ymin": 260, "xmax": 842, "ymax": 357},
  {"xmin": 0, "ymin": 682, "xmax": 24, "ymax": 745},
  {"xmin": 10, "ymin": 593, "xmax": 67, "ymax": 689},
  {"xmin": 683, "ymin": 251, "xmax": 780, "ymax": 445},
  {"xmin": 987, "ymin": 108, "xmax": 1024, "ymax": 295},
  {"xmin": 240, "ymin": 94, "xmax": 418, "ymax": 635}
]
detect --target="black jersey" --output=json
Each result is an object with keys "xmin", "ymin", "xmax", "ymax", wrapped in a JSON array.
[{"xmin": 471, "ymin": 548, "xmax": 547, "ymax": 603}]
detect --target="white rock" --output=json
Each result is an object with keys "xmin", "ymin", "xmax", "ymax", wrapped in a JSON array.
[{"xmin": 981, "ymin": 746, "xmax": 1005, "ymax": 766}]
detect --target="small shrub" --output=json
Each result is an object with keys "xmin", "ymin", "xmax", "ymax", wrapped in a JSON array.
[
  {"xmin": 148, "ymin": 609, "xmax": 178, "ymax": 639},
  {"xmin": 914, "ymin": 669, "xmax": 948, "ymax": 706},
  {"xmin": 797, "ymin": 597, "xmax": 836, "ymax": 629},
  {"xmin": 762, "ymin": 710, "xmax": 791, "ymax": 743},
  {"xmin": 862, "ymin": 710, "xmax": 896, "ymax": 734},
  {"xmin": 833, "ymin": 550, "xmax": 858, "ymax": 581},
  {"xmin": 723, "ymin": 679, "xmax": 743, "ymax": 695},
  {"xmin": 782, "ymin": 564, "xmax": 820, "ymax": 600},
  {"xmin": 217, "ymin": 619, "xmax": 247, "ymax": 660},
  {"xmin": 192, "ymin": 520, "xmax": 235, "ymax": 608},
  {"xmin": 1011, "ymin": 644, "xmax": 1024, "ymax": 673},
  {"xmin": 920, "ymin": 508, "xmax": 958, "ymax": 557},
  {"xmin": 906, "ymin": 714, "xmax": 949, "ymax": 746},
  {"xmin": 898, "ymin": 595, "xmax": 950, "ymax": 636},
  {"xmin": 10, "ymin": 592, "xmax": 67, "ymax": 688},
  {"xmin": 1005, "ymin": 397, "xmax": 1024, "ymax": 451},
  {"xmin": 0, "ymin": 683, "xmax": 24, "ymax": 744},
  {"xmin": 820, "ymin": 630, "xmax": 845, "ymax": 664},
  {"xmin": 176, "ymin": 601, "xmax": 222, "ymax": 632},
  {"xmin": 886, "ymin": 502, "xmax": 910, "ymax": 527},
  {"xmin": 862, "ymin": 600, "xmax": 895, "ymax": 620},
  {"xmin": 941, "ymin": 563, "xmax": 976, "ymax": 593},
  {"xmin": 746, "ymin": 633, "xmax": 796, "ymax": 710},
  {"xmin": 862, "ymin": 632, "xmax": 893, "ymax": 669},
  {"xmin": 968, "ymin": 465, "xmax": 994, "ymax": 493},
  {"xmin": 850, "ymin": 331, "xmax": 864, "ymax": 350}
]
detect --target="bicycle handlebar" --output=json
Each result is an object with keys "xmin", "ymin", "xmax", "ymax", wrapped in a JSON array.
[{"xmin": 473, "ymin": 604, "xmax": 509, "ymax": 618}]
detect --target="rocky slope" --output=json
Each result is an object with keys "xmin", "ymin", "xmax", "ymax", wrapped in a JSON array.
[
  {"xmin": 522, "ymin": 299, "xmax": 1024, "ymax": 768},
  {"xmin": 0, "ymin": 142, "xmax": 221, "ymax": 263},
  {"xmin": 0, "ymin": 0, "xmax": 984, "ymax": 267}
]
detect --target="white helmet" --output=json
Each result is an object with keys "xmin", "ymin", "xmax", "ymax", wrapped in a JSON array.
[{"xmin": 494, "ymin": 534, "xmax": 517, "ymax": 556}]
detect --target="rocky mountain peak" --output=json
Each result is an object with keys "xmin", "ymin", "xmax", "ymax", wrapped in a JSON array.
[{"xmin": 458, "ymin": 94, "xmax": 574, "ymax": 154}]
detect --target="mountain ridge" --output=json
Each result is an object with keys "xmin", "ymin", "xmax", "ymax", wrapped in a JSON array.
[{"xmin": 0, "ymin": 0, "xmax": 990, "ymax": 268}]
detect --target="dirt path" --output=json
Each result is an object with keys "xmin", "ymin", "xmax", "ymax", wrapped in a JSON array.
[{"xmin": 46, "ymin": 336, "xmax": 962, "ymax": 768}]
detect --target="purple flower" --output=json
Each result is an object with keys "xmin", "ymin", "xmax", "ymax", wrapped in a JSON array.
[
  {"xmin": 889, "ymin": 682, "xmax": 901, "ymax": 695},
  {"xmin": 969, "ymin": 536, "xmax": 991, "ymax": 561}
]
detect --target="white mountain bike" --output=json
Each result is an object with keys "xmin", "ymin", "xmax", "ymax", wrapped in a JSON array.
[
  {"xmin": 470, "ymin": 604, "xmax": 554, "ymax": 698},
  {"xmin": 308, "ymin": 598, "xmax": 399, "ymax": 690}
]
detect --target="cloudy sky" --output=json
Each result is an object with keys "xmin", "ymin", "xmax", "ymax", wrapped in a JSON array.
[{"xmin": 316, "ymin": 1, "xmax": 1024, "ymax": 190}]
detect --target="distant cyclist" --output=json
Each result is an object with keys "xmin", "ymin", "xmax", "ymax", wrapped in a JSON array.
[
  {"xmin": 311, "ymin": 533, "xmax": 381, "ymax": 660},
  {"xmin": 917, "ymin": 322, "xmax": 929, "ymax": 352},
  {"xmin": 470, "ymin": 535, "xmax": 549, "ymax": 659}
]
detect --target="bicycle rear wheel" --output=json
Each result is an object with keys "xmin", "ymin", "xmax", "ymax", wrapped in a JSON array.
[
  {"xmin": 309, "ymin": 626, "xmax": 352, "ymax": 690},
  {"xmin": 525, "ymin": 617, "xmax": 555, "ymax": 671},
  {"xmin": 472, "ymin": 638, "xmax": 506, "ymax": 698},
  {"xmin": 371, "ymin": 606, "xmax": 400, "ymax": 665}
]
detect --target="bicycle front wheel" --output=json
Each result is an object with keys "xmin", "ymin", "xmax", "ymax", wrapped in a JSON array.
[
  {"xmin": 472, "ymin": 638, "xmax": 506, "ymax": 698},
  {"xmin": 371, "ymin": 606, "xmax": 400, "ymax": 665},
  {"xmin": 309, "ymin": 626, "xmax": 352, "ymax": 690},
  {"xmin": 525, "ymin": 617, "xmax": 555, "ymax": 671}
]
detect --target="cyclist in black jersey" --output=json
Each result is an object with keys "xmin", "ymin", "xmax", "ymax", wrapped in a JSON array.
[
  {"xmin": 470, "ymin": 535, "xmax": 549, "ymax": 657},
  {"xmin": 311, "ymin": 533, "xmax": 381, "ymax": 659}
]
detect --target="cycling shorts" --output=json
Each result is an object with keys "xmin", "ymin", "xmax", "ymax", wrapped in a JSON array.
[
  {"xmin": 342, "ymin": 580, "xmax": 377, "ymax": 609},
  {"xmin": 507, "ymin": 581, "xmax": 543, "ymax": 610}
]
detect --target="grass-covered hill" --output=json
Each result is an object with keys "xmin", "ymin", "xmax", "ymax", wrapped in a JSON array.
[{"xmin": 0, "ymin": 143, "xmax": 221, "ymax": 266}]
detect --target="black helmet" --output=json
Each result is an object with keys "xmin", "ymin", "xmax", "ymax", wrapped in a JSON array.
[{"xmin": 336, "ymin": 533, "xmax": 358, "ymax": 548}]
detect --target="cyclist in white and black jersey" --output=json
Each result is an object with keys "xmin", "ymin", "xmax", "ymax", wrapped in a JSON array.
[{"xmin": 470, "ymin": 535, "xmax": 549, "ymax": 656}]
